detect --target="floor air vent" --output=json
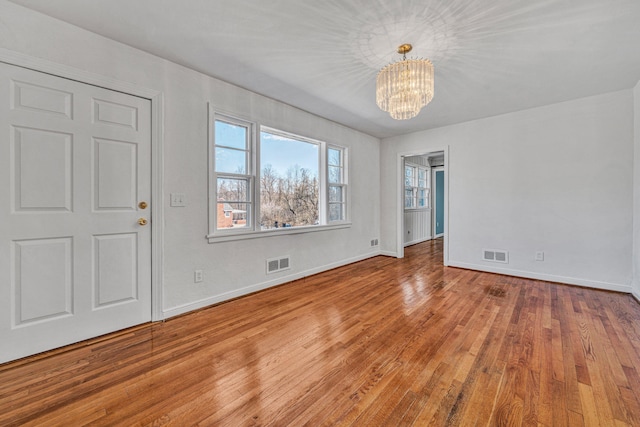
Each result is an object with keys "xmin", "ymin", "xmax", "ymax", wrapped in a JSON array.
[
  {"xmin": 483, "ymin": 249, "xmax": 509, "ymax": 264},
  {"xmin": 266, "ymin": 256, "xmax": 291, "ymax": 274}
]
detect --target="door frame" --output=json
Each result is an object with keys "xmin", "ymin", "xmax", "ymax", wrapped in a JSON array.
[
  {"xmin": 0, "ymin": 48, "xmax": 165, "ymax": 321},
  {"xmin": 395, "ymin": 146, "xmax": 449, "ymax": 265}
]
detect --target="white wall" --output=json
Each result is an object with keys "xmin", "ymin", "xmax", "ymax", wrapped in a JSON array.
[
  {"xmin": 382, "ymin": 90, "xmax": 634, "ymax": 292},
  {"xmin": 633, "ymin": 81, "xmax": 640, "ymax": 299},
  {"xmin": 2, "ymin": 0, "xmax": 636, "ymax": 311},
  {"xmin": 404, "ymin": 210, "xmax": 432, "ymax": 245},
  {"xmin": 0, "ymin": 1, "xmax": 381, "ymax": 317}
]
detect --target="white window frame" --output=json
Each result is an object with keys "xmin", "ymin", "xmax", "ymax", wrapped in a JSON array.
[
  {"xmin": 207, "ymin": 105, "xmax": 350, "ymax": 243},
  {"xmin": 404, "ymin": 161, "xmax": 430, "ymax": 210},
  {"xmin": 327, "ymin": 145, "xmax": 348, "ymax": 223},
  {"xmin": 405, "ymin": 164, "xmax": 416, "ymax": 209},
  {"xmin": 259, "ymin": 126, "xmax": 323, "ymax": 229},
  {"xmin": 209, "ymin": 111, "xmax": 256, "ymax": 237}
]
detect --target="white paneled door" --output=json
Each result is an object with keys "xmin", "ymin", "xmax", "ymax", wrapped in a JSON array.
[{"xmin": 0, "ymin": 62, "xmax": 152, "ymax": 364}]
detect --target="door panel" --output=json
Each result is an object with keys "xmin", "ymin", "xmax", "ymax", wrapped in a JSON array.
[
  {"xmin": 13, "ymin": 237, "xmax": 73, "ymax": 325},
  {"xmin": 435, "ymin": 170, "xmax": 444, "ymax": 236},
  {"xmin": 93, "ymin": 98, "xmax": 139, "ymax": 130},
  {"xmin": 94, "ymin": 138, "xmax": 138, "ymax": 210},
  {"xmin": 93, "ymin": 233, "xmax": 138, "ymax": 307},
  {"xmin": 12, "ymin": 79, "xmax": 73, "ymax": 118},
  {"xmin": 0, "ymin": 62, "xmax": 152, "ymax": 364},
  {"xmin": 13, "ymin": 126, "xmax": 73, "ymax": 212}
]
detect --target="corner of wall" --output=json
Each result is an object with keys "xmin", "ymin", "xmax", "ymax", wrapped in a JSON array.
[{"xmin": 633, "ymin": 80, "xmax": 640, "ymax": 297}]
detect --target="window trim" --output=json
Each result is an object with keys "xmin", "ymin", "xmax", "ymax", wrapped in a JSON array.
[
  {"xmin": 404, "ymin": 161, "xmax": 431, "ymax": 211},
  {"xmin": 259, "ymin": 126, "xmax": 323, "ymax": 229},
  {"xmin": 327, "ymin": 145, "xmax": 348, "ymax": 223},
  {"xmin": 207, "ymin": 105, "xmax": 351, "ymax": 243},
  {"xmin": 209, "ymin": 110, "xmax": 257, "ymax": 237}
]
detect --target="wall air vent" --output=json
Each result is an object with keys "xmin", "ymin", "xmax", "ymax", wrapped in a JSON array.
[
  {"xmin": 483, "ymin": 249, "xmax": 509, "ymax": 264},
  {"xmin": 266, "ymin": 256, "xmax": 291, "ymax": 274},
  {"xmin": 279, "ymin": 257, "xmax": 289, "ymax": 270}
]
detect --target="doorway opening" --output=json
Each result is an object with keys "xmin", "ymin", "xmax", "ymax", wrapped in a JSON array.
[{"xmin": 397, "ymin": 149, "xmax": 448, "ymax": 264}]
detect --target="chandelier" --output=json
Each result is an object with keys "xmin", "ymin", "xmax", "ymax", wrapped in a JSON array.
[{"xmin": 376, "ymin": 44, "xmax": 434, "ymax": 120}]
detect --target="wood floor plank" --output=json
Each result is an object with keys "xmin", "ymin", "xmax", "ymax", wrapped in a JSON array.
[{"xmin": 1, "ymin": 239, "xmax": 640, "ymax": 426}]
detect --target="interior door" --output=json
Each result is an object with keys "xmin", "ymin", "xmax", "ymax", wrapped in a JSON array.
[
  {"xmin": 0, "ymin": 62, "xmax": 152, "ymax": 364},
  {"xmin": 434, "ymin": 169, "xmax": 444, "ymax": 236}
]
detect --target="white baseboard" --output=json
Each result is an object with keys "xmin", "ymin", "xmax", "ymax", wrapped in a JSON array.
[
  {"xmin": 448, "ymin": 261, "xmax": 632, "ymax": 293},
  {"xmin": 379, "ymin": 250, "xmax": 398, "ymax": 257},
  {"xmin": 404, "ymin": 236, "xmax": 432, "ymax": 247},
  {"xmin": 163, "ymin": 250, "xmax": 381, "ymax": 319},
  {"xmin": 163, "ymin": 253, "xmax": 635, "ymax": 320}
]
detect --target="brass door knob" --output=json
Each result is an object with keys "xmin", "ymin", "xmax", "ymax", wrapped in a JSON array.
[
  {"xmin": 138, "ymin": 218, "xmax": 148, "ymax": 226},
  {"xmin": 139, "ymin": 201, "xmax": 148, "ymax": 209}
]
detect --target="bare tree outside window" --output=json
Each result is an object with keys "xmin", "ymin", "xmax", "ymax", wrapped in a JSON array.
[{"xmin": 260, "ymin": 131, "xmax": 319, "ymax": 229}]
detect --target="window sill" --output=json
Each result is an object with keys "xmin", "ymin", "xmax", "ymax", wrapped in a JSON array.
[{"xmin": 207, "ymin": 222, "xmax": 352, "ymax": 243}]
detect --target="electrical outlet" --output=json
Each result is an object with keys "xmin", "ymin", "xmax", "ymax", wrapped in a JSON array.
[
  {"xmin": 535, "ymin": 251, "xmax": 544, "ymax": 261},
  {"xmin": 170, "ymin": 193, "xmax": 186, "ymax": 207},
  {"xmin": 194, "ymin": 270, "xmax": 203, "ymax": 282}
]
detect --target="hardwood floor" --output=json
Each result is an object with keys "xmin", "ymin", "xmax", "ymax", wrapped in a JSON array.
[{"xmin": 2, "ymin": 239, "xmax": 640, "ymax": 426}]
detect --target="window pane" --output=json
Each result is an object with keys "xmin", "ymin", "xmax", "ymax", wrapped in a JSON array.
[
  {"xmin": 329, "ymin": 185, "xmax": 342, "ymax": 202},
  {"xmin": 217, "ymin": 202, "xmax": 249, "ymax": 230},
  {"xmin": 418, "ymin": 168, "xmax": 427, "ymax": 187},
  {"xmin": 405, "ymin": 197, "xmax": 413, "ymax": 208},
  {"xmin": 215, "ymin": 147, "xmax": 246, "ymax": 174},
  {"xmin": 328, "ymin": 165, "xmax": 341, "ymax": 184},
  {"xmin": 404, "ymin": 166, "xmax": 414, "ymax": 186},
  {"xmin": 329, "ymin": 147, "xmax": 346, "ymax": 222},
  {"xmin": 260, "ymin": 131, "xmax": 319, "ymax": 229},
  {"xmin": 329, "ymin": 203, "xmax": 343, "ymax": 221},
  {"xmin": 328, "ymin": 148, "xmax": 341, "ymax": 166},
  {"xmin": 217, "ymin": 178, "xmax": 248, "ymax": 202},
  {"xmin": 215, "ymin": 120, "xmax": 247, "ymax": 150},
  {"xmin": 405, "ymin": 188, "xmax": 414, "ymax": 208}
]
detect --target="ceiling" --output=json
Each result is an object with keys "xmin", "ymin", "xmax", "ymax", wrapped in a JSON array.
[{"xmin": 9, "ymin": 0, "xmax": 640, "ymax": 138}]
